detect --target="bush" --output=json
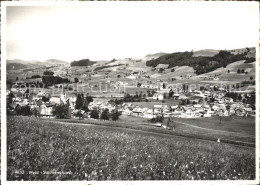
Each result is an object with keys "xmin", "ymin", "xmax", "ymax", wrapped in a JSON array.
[
  {"xmin": 75, "ymin": 110, "xmax": 83, "ymax": 119},
  {"xmin": 110, "ymin": 111, "xmax": 120, "ymax": 121},
  {"xmin": 52, "ymin": 104, "xmax": 70, "ymax": 119},
  {"xmin": 90, "ymin": 109, "xmax": 99, "ymax": 119},
  {"xmin": 43, "ymin": 71, "xmax": 54, "ymax": 76},
  {"xmin": 158, "ymin": 68, "xmax": 164, "ymax": 73},
  {"xmin": 31, "ymin": 75, "xmax": 41, "ymax": 79},
  {"xmin": 100, "ymin": 109, "xmax": 109, "ymax": 120},
  {"xmin": 150, "ymin": 115, "xmax": 164, "ymax": 123}
]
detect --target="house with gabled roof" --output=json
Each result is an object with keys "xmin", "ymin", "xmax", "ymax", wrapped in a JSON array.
[
  {"xmin": 39, "ymin": 103, "xmax": 54, "ymax": 118},
  {"xmin": 153, "ymin": 93, "xmax": 164, "ymax": 100},
  {"xmin": 49, "ymin": 96, "xmax": 61, "ymax": 104}
]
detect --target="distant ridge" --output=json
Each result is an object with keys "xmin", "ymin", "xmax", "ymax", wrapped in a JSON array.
[{"xmin": 7, "ymin": 59, "xmax": 68, "ymax": 70}]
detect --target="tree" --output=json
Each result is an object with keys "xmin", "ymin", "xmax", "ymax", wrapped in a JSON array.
[
  {"xmin": 159, "ymin": 68, "xmax": 164, "ymax": 73},
  {"xmin": 16, "ymin": 77, "xmax": 19, "ymax": 81},
  {"xmin": 135, "ymin": 92, "xmax": 139, "ymax": 98},
  {"xmin": 81, "ymin": 98, "xmax": 89, "ymax": 112},
  {"xmin": 237, "ymin": 94, "xmax": 242, "ymax": 101},
  {"xmin": 8, "ymin": 92, "xmax": 15, "ymax": 103},
  {"xmin": 42, "ymin": 96, "xmax": 49, "ymax": 102},
  {"xmin": 85, "ymin": 95, "xmax": 93, "ymax": 103},
  {"xmin": 138, "ymin": 91, "xmax": 143, "ymax": 98},
  {"xmin": 117, "ymin": 75, "xmax": 121, "ymax": 78},
  {"xmin": 75, "ymin": 93, "xmax": 84, "ymax": 109},
  {"xmin": 171, "ymin": 68, "xmax": 175, "ymax": 72},
  {"xmin": 162, "ymin": 83, "xmax": 166, "ymax": 89},
  {"xmin": 169, "ymin": 89, "xmax": 174, "ymax": 98},
  {"xmin": 110, "ymin": 110, "xmax": 120, "ymax": 121},
  {"xmin": 227, "ymin": 70, "xmax": 230, "ymax": 73},
  {"xmin": 100, "ymin": 109, "xmax": 109, "ymax": 120},
  {"xmin": 182, "ymin": 84, "xmax": 189, "ymax": 93},
  {"xmin": 43, "ymin": 71, "xmax": 54, "ymax": 76},
  {"xmin": 20, "ymin": 105, "xmax": 32, "ymax": 116},
  {"xmin": 32, "ymin": 108, "xmax": 39, "ymax": 117},
  {"xmin": 42, "ymin": 75, "xmax": 69, "ymax": 87},
  {"xmin": 75, "ymin": 110, "xmax": 83, "ymax": 119},
  {"xmin": 250, "ymin": 76, "xmax": 253, "ymax": 80},
  {"xmin": 74, "ymin": 77, "xmax": 79, "ymax": 83},
  {"xmin": 15, "ymin": 104, "xmax": 22, "ymax": 115},
  {"xmin": 52, "ymin": 103, "xmax": 69, "ymax": 119},
  {"xmin": 90, "ymin": 109, "xmax": 99, "ymax": 119},
  {"xmin": 147, "ymin": 90, "xmax": 151, "ymax": 97},
  {"xmin": 241, "ymin": 69, "xmax": 245, "ymax": 73},
  {"xmin": 137, "ymin": 82, "xmax": 142, "ymax": 87},
  {"xmin": 237, "ymin": 69, "xmax": 241, "ymax": 74}
]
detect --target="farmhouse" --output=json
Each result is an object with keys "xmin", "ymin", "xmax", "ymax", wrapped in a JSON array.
[
  {"xmin": 132, "ymin": 106, "xmax": 143, "ymax": 116},
  {"xmin": 49, "ymin": 96, "xmax": 61, "ymax": 104},
  {"xmin": 153, "ymin": 93, "xmax": 164, "ymax": 100},
  {"xmin": 39, "ymin": 103, "xmax": 54, "ymax": 118}
]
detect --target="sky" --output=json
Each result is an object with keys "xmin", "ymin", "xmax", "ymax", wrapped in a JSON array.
[{"xmin": 6, "ymin": 2, "xmax": 259, "ymax": 62}]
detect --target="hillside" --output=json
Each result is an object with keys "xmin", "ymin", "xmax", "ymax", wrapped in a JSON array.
[
  {"xmin": 44, "ymin": 59, "xmax": 68, "ymax": 65},
  {"xmin": 71, "ymin": 59, "xmax": 96, "ymax": 67},
  {"xmin": 197, "ymin": 60, "xmax": 256, "ymax": 82},
  {"xmin": 143, "ymin": 52, "xmax": 168, "ymax": 61},
  {"xmin": 146, "ymin": 48, "xmax": 255, "ymax": 75},
  {"xmin": 192, "ymin": 49, "xmax": 219, "ymax": 57},
  {"xmin": 7, "ymin": 59, "xmax": 68, "ymax": 70},
  {"xmin": 7, "ymin": 63, "xmax": 29, "ymax": 70}
]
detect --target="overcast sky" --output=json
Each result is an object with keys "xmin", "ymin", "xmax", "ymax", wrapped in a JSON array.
[{"xmin": 6, "ymin": 2, "xmax": 259, "ymax": 62}]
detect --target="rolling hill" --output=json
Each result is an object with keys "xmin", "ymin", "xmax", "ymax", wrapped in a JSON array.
[
  {"xmin": 7, "ymin": 59, "xmax": 68, "ymax": 70},
  {"xmin": 146, "ymin": 48, "xmax": 255, "ymax": 75}
]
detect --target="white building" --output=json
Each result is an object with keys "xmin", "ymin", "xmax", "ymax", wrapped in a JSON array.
[
  {"xmin": 49, "ymin": 97, "xmax": 61, "ymax": 104},
  {"xmin": 153, "ymin": 94, "xmax": 164, "ymax": 100}
]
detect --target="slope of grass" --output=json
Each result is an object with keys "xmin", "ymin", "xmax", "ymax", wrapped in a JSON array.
[{"xmin": 7, "ymin": 116, "xmax": 255, "ymax": 180}]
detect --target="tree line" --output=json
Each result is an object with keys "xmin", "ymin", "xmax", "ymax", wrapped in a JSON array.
[{"xmin": 71, "ymin": 59, "xmax": 96, "ymax": 67}]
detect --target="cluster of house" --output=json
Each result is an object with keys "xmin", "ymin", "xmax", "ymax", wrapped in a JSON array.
[
  {"xmin": 119, "ymin": 101, "xmax": 253, "ymax": 119},
  {"xmin": 7, "ymin": 80, "xmax": 255, "ymax": 119},
  {"xmin": 7, "ymin": 89, "xmax": 77, "ymax": 118}
]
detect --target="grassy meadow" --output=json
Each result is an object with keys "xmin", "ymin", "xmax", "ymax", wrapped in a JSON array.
[{"xmin": 7, "ymin": 116, "xmax": 255, "ymax": 181}]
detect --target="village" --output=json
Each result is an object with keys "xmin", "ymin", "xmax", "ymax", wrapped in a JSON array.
[{"xmin": 6, "ymin": 76, "xmax": 256, "ymax": 125}]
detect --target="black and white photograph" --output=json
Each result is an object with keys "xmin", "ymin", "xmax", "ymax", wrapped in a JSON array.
[{"xmin": 1, "ymin": 1, "xmax": 259, "ymax": 184}]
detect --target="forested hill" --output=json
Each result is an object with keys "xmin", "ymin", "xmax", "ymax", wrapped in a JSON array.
[
  {"xmin": 71, "ymin": 59, "xmax": 96, "ymax": 67},
  {"xmin": 146, "ymin": 48, "xmax": 255, "ymax": 75}
]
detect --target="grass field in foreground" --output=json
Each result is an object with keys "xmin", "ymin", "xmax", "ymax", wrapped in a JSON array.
[
  {"xmin": 7, "ymin": 116, "xmax": 255, "ymax": 180},
  {"xmin": 173, "ymin": 116, "xmax": 255, "ymax": 136},
  {"xmin": 60, "ymin": 115, "xmax": 255, "ymax": 144}
]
